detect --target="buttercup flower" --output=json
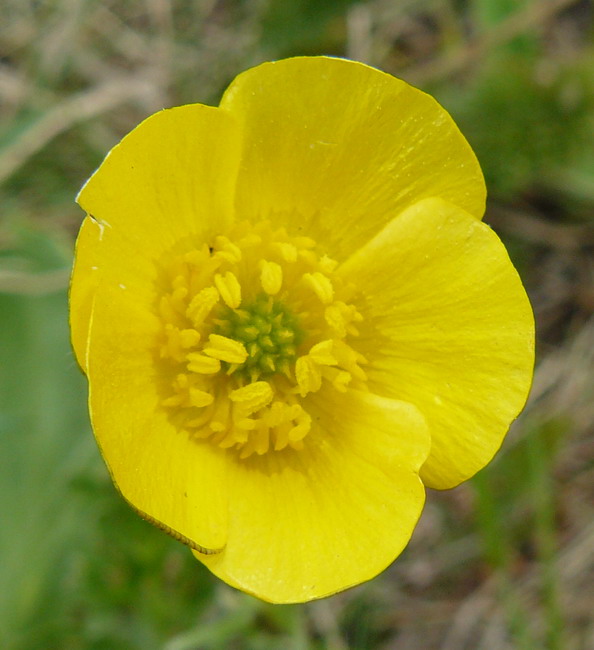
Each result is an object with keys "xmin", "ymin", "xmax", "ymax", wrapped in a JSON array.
[{"xmin": 70, "ymin": 57, "xmax": 534, "ymax": 603}]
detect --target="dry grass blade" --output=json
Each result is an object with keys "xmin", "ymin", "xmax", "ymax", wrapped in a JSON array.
[
  {"xmin": 0, "ymin": 76, "xmax": 159, "ymax": 185},
  {"xmin": 407, "ymin": 0, "xmax": 581, "ymax": 83}
]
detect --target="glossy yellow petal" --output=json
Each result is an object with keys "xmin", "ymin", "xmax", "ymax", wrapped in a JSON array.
[
  {"xmin": 340, "ymin": 197, "xmax": 534, "ymax": 489},
  {"xmin": 70, "ymin": 207, "xmax": 162, "ymax": 374},
  {"xmin": 83, "ymin": 239, "xmax": 228, "ymax": 551},
  {"xmin": 220, "ymin": 56, "xmax": 485, "ymax": 259},
  {"xmin": 77, "ymin": 103, "xmax": 241, "ymax": 259},
  {"xmin": 72, "ymin": 103, "xmax": 240, "ymax": 368},
  {"xmin": 195, "ymin": 390, "xmax": 429, "ymax": 603},
  {"xmin": 69, "ymin": 215, "xmax": 100, "ymax": 373}
]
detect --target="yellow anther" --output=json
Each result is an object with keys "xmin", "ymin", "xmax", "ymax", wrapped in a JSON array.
[
  {"xmin": 175, "ymin": 373, "xmax": 189, "ymax": 389},
  {"xmin": 159, "ymin": 295, "xmax": 177, "ymax": 322},
  {"xmin": 238, "ymin": 233, "xmax": 262, "ymax": 248},
  {"xmin": 239, "ymin": 442, "xmax": 256, "ymax": 459},
  {"xmin": 295, "ymin": 355, "xmax": 322, "ymax": 397},
  {"xmin": 294, "ymin": 236, "xmax": 316, "ymax": 249},
  {"xmin": 229, "ymin": 381, "xmax": 274, "ymax": 414},
  {"xmin": 303, "ymin": 271, "xmax": 334, "ymax": 304},
  {"xmin": 161, "ymin": 394, "xmax": 184, "ymax": 407},
  {"xmin": 272, "ymin": 422, "xmax": 291, "ymax": 451},
  {"xmin": 213, "ymin": 236, "xmax": 242, "ymax": 264},
  {"xmin": 172, "ymin": 274, "xmax": 188, "ymax": 290},
  {"xmin": 189, "ymin": 388, "xmax": 214, "ymax": 408},
  {"xmin": 235, "ymin": 417, "xmax": 258, "ymax": 431},
  {"xmin": 214, "ymin": 271, "xmax": 242, "ymax": 309},
  {"xmin": 325, "ymin": 304, "xmax": 346, "ymax": 338},
  {"xmin": 262, "ymin": 401, "xmax": 287, "ymax": 428},
  {"xmin": 189, "ymin": 422, "xmax": 215, "ymax": 437},
  {"xmin": 253, "ymin": 427, "xmax": 271, "ymax": 455},
  {"xmin": 186, "ymin": 286, "xmax": 219, "ymax": 327},
  {"xmin": 204, "ymin": 334, "xmax": 248, "ymax": 364},
  {"xmin": 179, "ymin": 329, "xmax": 201, "ymax": 348},
  {"xmin": 161, "ymin": 325, "xmax": 183, "ymax": 362},
  {"xmin": 209, "ymin": 399, "xmax": 230, "ymax": 433},
  {"xmin": 273, "ymin": 242, "xmax": 298, "ymax": 263},
  {"xmin": 322, "ymin": 366, "xmax": 351, "ymax": 392},
  {"xmin": 183, "ymin": 250, "xmax": 203, "ymax": 266},
  {"xmin": 260, "ymin": 260, "xmax": 283, "ymax": 295},
  {"xmin": 288, "ymin": 420, "xmax": 310, "ymax": 443},
  {"xmin": 308, "ymin": 339, "xmax": 337, "ymax": 366},
  {"xmin": 319, "ymin": 255, "xmax": 338, "ymax": 274},
  {"xmin": 332, "ymin": 339, "xmax": 367, "ymax": 381},
  {"xmin": 299, "ymin": 250, "xmax": 317, "ymax": 266},
  {"xmin": 187, "ymin": 353, "xmax": 221, "ymax": 374},
  {"xmin": 325, "ymin": 301, "xmax": 363, "ymax": 338},
  {"xmin": 171, "ymin": 286, "xmax": 188, "ymax": 311}
]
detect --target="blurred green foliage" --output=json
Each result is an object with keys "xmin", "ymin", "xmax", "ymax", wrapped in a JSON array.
[
  {"xmin": 1, "ymin": 0, "xmax": 594, "ymax": 648},
  {"xmin": 261, "ymin": 0, "xmax": 359, "ymax": 53},
  {"xmin": 436, "ymin": 51, "xmax": 594, "ymax": 200}
]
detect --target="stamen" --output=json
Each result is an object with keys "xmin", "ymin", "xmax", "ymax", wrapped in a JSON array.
[
  {"xmin": 295, "ymin": 355, "xmax": 322, "ymax": 397},
  {"xmin": 325, "ymin": 301, "xmax": 363, "ymax": 338},
  {"xmin": 308, "ymin": 339, "xmax": 337, "ymax": 365},
  {"xmin": 187, "ymin": 287, "xmax": 219, "ymax": 327},
  {"xmin": 161, "ymin": 325, "xmax": 187, "ymax": 362},
  {"xmin": 158, "ymin": 220, "xmax": 367, "ymax": 458},
  {"xmin": 171, "ymin": 286, "xmax": 189, "ymax": 312},
  {"xmin": 209, "ymin": 398, "xmax": 230, "ymax": 433},
  {"xmin": 189, "ymin": 388, "xmax": 214, "ymax": 408},
  {"xmin": 229, "ymin": 381, "xmax": 274, "ymax": 414},
  {"xmin": 187, "ymin": 353, "xmax": 221, "ymax": 374},
  {"xmin": 303, "ymin": 271, "xmax": 334, "ymax": 304},
  {"xmin": 260, "ymin": 260, "xmax": 283, "ymax": 295},
  {"xmin": 179, "ymin": 329, "xmax": 201, "ymax": 348},
  {"xmin": 322, "ymin": 366, "xmax": 351, "ymax": 392},
  {"xmin": 159, "ymin": 296, "xmax": 178, "ymax": 323},
  {"xmin": 273, "ymin": 242, "xmax": 298, "ymax": 263},
  {"xmin": 212, "ymin": 236, "xmax": 242, "ymax": 264},
  {"xmin": 204, "ymin": 334, "xmax": 248, "ymax": 364},
  {"xmin": 214, "ymin": 272, "xmax": 242, "ymax": 309}
]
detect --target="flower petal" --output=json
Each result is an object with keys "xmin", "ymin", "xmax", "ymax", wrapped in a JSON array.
[
  {"xmin": 84, "ymin": 251, "xmax": 228, "ymax": 551},
  {"xmin": 339, "ymin": 197, "xmax": 535, "ymax": 489},
  {"xmin": 72, "ymin": 103, "xmax": 240, "ymax": 371},
  {"xmin": 69, "ymin": 215, "xmax": 101, "ymax": 372},
  {"xmin": 220, "ymin": 56, "xmax": 485, "ymax": 259},
  {"xmin": 195, "ymin": 390, "xmax": 429, "ymax": 603},
  {"xmin": 77, "ymin": 103, "xmax": 241, "ymax": 259}
]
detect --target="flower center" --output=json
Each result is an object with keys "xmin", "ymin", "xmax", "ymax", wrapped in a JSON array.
[
  {"xmin": 157, "ymin": 221, "xmax": 367, "ymax": 458},
  {"xmin": 213, "ymin": 294, "xmax": 302, "ymax": 382}
]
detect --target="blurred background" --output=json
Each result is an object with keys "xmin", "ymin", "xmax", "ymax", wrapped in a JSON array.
[{"xmin": 1, "ymin": 0, "xmax": 593, "ymax": 648}]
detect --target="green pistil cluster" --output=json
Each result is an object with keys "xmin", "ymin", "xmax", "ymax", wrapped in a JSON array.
[{"xmin": 214, "ymin": 294, "xmax": 302, "ymax": 379}]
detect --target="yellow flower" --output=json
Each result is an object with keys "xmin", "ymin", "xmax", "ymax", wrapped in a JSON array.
[{"xmin": 70, "ymin": 57, "xmax": 534, "ymax": 603}]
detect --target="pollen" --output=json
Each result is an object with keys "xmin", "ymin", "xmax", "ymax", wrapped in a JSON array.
[{"xmin": 157, "ymin": 221, "xmax": 367, "ymax": 458}]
